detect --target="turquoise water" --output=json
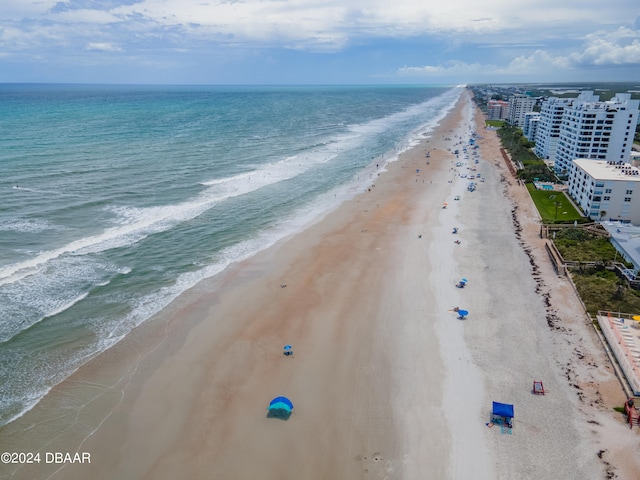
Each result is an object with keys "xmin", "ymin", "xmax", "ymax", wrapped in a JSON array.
[{"xmin": 0, "ymin": 84, "xmax": 461, "ymax": 425}]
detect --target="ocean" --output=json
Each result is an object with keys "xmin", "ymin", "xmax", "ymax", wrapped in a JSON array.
[{"xmin": 0, "ymin": 83, "xmax": 461, "ymax": 426}]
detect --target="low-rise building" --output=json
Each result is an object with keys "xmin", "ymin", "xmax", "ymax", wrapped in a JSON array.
[{"xmin": 568, "ymin": 159, "xmax": 640, "ymax": 224}]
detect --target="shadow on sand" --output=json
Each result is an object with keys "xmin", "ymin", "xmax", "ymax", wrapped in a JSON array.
[{"xmin": 267, "ymin": 408, "xmax": 292, "ymax": 420}]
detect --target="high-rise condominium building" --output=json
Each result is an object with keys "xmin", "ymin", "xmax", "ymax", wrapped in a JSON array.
[{"xmin": 554, "ymin": 92, "xmax": 639, "ymax": 176}]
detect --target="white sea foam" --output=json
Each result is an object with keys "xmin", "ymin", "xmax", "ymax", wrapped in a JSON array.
[
  {"xmin": 43, "ymin": 292, "xmax": 89, "ymax": 320},
  {"xmin": 200, "ymin": 170, "xmax": 258, "ymax": 186},
  {"xmin": 0, "ymin": 257, "xmax": 113, "ymax": 343},
  {"xmin": 0, "ymin": 218, "xmax": 60, "ymax": 233}
]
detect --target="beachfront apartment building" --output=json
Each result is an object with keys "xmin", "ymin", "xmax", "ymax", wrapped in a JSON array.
[
  {"xmin": 534, "ymin": 97, "xmax": 574, "ymax": 162},
  {"xmin": 567, "ymin": 159, "xmax": 640, "ymax": 224},
  {"xmin": 487, "ymin": 100, "xmax": 509, "ymax": 120},
  {"xmin": 507, "ymin": 94, "xmax": 536, "ymax": 127},
  {"xmin": 523, "ymin": 112, "xmax": 540, "ymax": 141},
  {"xmin": 554, "ymin": 93, "xmax": 639, "ymax": 176}
]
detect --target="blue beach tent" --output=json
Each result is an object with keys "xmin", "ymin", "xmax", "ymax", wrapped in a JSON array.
[
  {"xmin": 492, "ymin": 401, "xmax": 514, "ymax": 419},
  {"xmin": 268, "ymin": 396, "xmax": 294, "ymax": 416}
]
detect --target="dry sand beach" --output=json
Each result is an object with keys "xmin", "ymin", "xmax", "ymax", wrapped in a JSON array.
[{"xmin": 3, "ymin": 89, "xmax": 640, "ymax": 479}]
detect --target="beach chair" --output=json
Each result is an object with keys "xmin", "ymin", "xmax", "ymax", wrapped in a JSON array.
[{"xmin": 533, "ymin": 380, "xmax": 545, "ymax": 395}]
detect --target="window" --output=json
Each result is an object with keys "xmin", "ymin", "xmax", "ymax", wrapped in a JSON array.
[
  {"xmin": 605, "ymin": 189, "xmax": 612, "ymax": 193},
  {"xmin": 626, "ymin": 190, "xmax": 633, "ymax": 195},
  {"xmin": 624, "ymin": 197, "xmax": 631, "ymax": 202},
  {"xmin": 603, "ymin": 196, "xmax": 610, "ymax": 201}
]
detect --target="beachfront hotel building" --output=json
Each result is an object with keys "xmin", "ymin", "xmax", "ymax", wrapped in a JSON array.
[
  {"xmin": 567, "ymin": 159, "xmax": 640, "ymax": 224},
  {"xmin": 487, "ymin": 100, "xmax": 509, "ymax": 120},
  {"xmin": 554, "ymin": 93, "xmax": 639, "ymax": 176},
  {"xmin": 507, "ymin": 94, "xmax": 536, "ymax": 127},
  {"xmin": 534, "ymin": 97, "xmax": 574, "ymax": 162}
]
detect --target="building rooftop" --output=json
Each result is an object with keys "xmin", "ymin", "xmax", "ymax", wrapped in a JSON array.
[
  {"xmin": 573, "ymin": 159, "xmax": 640, "ymax": 181},
  {"xmin": 601, "ymin": 222, "xmax": 640, "ymax": 270}
]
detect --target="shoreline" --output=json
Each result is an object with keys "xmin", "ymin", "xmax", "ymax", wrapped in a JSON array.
[{"xmin": 3, "ymin": 89, "xmax": 640, "ymax": 479}]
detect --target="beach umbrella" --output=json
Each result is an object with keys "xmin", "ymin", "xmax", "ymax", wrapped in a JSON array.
[
  {"xmin": 268, "ymin": 396, "xmax": 294, "ymax": 419},
  {"xmin": 283, "ymin": 345, "xmax": 293, "ymax": 356},
  {"xmin": 633, "ymin": 316, "xmax": 640, "ymax": 321},
  {"xmin": 461, "ymin": 278, "xmax": 468, "ymax": 283},
  {"xmin": 284, "ymin": 345, "xmax": 292, "ymax": 350},
  {"xmin": 269, "ymin": 396, "xmax": 293, "ymax": 410},
  {"xmin": 457, "ymin": 309, "xmax": 469, "ymax": 318}
]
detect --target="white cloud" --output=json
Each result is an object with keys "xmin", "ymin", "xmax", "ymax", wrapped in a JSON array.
[
  {"xmin": 86, "ymin": 42, "xmax": 122, "ymax": 52},
  {"xmin": 0, "ymin": 0, "xmax": 66, "ymax": 19},
  {"xmin": 0, "ymin": 24, "xmax": 72, "ymax": 50},
  {"xmin": 506, "ymin": 50, "xmax": 570, "ymax": 72},
  {"xmin": 398, "ymin": 60, "xmax": 488, "ymax": 77},
  {"xmin": 51, "ymin": 9, "xmax": 121, "ymax": 24},
  {"xmin": 2, "ymin": 0, "xmax": 637, "ymax": 50},
  {"xmin": 569, "ymin": 27, "xmax": 640, "ymax": 65},
  {"xmin": 397, "ymin": 22, "xmax": 640, "ymax": 81}
]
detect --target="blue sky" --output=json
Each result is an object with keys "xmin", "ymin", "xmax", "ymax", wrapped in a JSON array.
[{"xmin": 1, "ymin": 0, "xmax": 639, "ymax": 85}]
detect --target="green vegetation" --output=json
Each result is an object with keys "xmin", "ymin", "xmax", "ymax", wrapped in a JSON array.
[
  {"xmin": 497, "ymin": 124, "xmax": 538, "ymax": 163},
  {"xmin": 517, "ymin": 163, "xmax": 556, "ymax": 183},
  {"xmin": 496, "ymin": 124, "xmax": 555, "ymax": 182},
  {"xmin": 549, "ymin": 229, "xmax": 636, "ymax": 315},
  {"xmin": 485, "ymin": 120, "xmax": 504, "ymax": 128},
  {"xmin": 526, "ymin": 184, "xmax": 585, "ymax": 224},
  {"xmin": 571, "ymin": 268, "xmax": 640, "ymax": 316},
  {"xmin": 553, "ymin": 229, "xmax": 628, "ymax": 263}
]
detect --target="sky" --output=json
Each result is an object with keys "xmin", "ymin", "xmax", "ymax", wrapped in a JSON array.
[{"xmin": 0, "ymin": 0, "xmax": 639, "ymax": 85}]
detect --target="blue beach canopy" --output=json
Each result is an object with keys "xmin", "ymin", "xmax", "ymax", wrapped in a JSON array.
[
  {"xmin": 283, "ymin": 345, "xmax": 292, "ymax": 350},
  {"xmin": 269, "ymin": 396, "xmax": 294, "ymax": 412},
  {"xmin": 457, "ymin": 309, "xmax": 469, "ymax": 317},
  {"xmin": 492, "ymin": 401, "xmax": 514, "ymax": 418}
]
